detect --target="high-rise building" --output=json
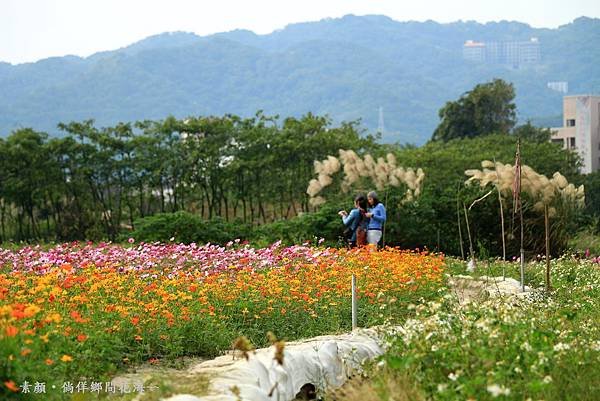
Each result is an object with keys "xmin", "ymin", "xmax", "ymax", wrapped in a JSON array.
[
  {"xmin": 462, "ymin": 38, "xmax": 541, "ymax": 67},
  {"xmin": 463, "ymin": 40, "xmax": 486, "ymax": 62},
  {"xmin": 551, "ymin": 95, "xmax": 600, "ymax": 174},
  {"xmin": 547, "ymin": 81, "xmax": 569, "ymax": 94}
]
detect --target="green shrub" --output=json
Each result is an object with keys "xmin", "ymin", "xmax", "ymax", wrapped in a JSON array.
[
  {"xmin": 124, "ymin": 212, "xmax": 252, "ymax": 244},
  {"xmin": 254, "ymin": 203, "xmax": 348, "ymax": 247}
]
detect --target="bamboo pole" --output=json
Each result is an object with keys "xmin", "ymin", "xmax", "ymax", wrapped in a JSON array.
[
  {"xmin": 463, "ymin": 203, "xmax": 475, "ymax": 269},
  {"xmin": 457, "ymin": 184, "xmax": 465, "ymax": 260},
  {"xmin": 493, "ymin": 158, "xmax": 506, "ymax": 263},
  {"xmin": 498, "ymin": 191, "xmax": 506, "ymax": 280},
  {"xmin": 545, "ymin": 204, "xmax": 551, "ymax": 292},
  {"xmin": 517, "ymin": 139, "xmax": 525, "ymax": 292}
]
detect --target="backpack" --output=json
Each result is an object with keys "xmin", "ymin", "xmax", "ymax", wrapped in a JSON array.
[{"xmin": 355, "ymin": 209, "xmax": 368, "ymax": 246}]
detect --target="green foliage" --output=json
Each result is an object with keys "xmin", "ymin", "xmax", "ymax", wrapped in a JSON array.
[
  {"xmin": 124, "ymin": 212, "xmax": 252, "ymax": 245},
  {"xmin": 581, "ymin": 170, "xmax": 600, "ymax": 228},
  {"xmin": 568, "ymin": 228, "xmax": 600, "ymax": 255},
  {"xmin": 0, "ymin": 111, "xmax": 585, "ymax": 259},
  {"xmin": 432, "ymin": 79, "xmax": 516, "ymax": 141},
  {"xmin": 255, "ymin": 203, "xmax": 348, "ymax": 247},
  {"xmin": 512, "ymin": 121, "xmax": 553, "ymax": 143},
  {"xmin": 380, "ymin": 258, "xmax": 600, "ymax": 401},
  {"xmin": 389, "ymin": 134, "xmax": 580, "ymax": 256}
]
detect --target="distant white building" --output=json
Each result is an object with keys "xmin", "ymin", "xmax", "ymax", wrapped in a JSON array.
[
  {"xmin": 551, "ymin": 95, "xmax": 600, "ymax": 174},
  {"xmin": 462, "ymin": 38, "xmax": 541, "ymax": 67},
  {"xmin": 547, "ymin": 81, "xmax": 569, "ymax": 94},
  {"xmin": 463, "ymin": 40, "xmax": 486, "ymax": 62}
]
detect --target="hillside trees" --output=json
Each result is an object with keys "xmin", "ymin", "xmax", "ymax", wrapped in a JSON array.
[{"xmin": 432, "ymin": 79, "xmax": 517, "ymax": 141}]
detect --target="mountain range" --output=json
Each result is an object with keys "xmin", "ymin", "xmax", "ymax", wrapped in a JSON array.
[{"xmin": 1, "ymin": 15, "xmax": 599, "ymax": 144}]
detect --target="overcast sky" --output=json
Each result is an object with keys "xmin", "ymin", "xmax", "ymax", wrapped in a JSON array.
[{"xmin": 2, "ymin": 0, "xmax": 599, "ymax": 64}]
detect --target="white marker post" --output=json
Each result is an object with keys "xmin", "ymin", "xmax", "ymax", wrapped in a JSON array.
[{"xmin": 351, "ymin": 274, "xmax": 357, "ymax": 330}]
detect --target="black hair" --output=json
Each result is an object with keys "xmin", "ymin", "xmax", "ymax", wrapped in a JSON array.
[{"xmin": 354, "ymin": 194, "xmax": 368, "ymax": 211}]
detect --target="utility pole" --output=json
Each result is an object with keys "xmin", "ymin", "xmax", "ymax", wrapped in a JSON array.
[{"xmin": 377, "ymin": 106, "xmax": 385, "ymax": 136}]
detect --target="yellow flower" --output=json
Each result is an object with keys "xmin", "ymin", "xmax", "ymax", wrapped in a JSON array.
[
  {"xmin": 45, "ymin": 313, "xmax": 62, "ymax": 323},
  {"xmin": 61, "ymin": 355, "xmax": 73, "ymax": 362},
  {"xmin": 24, "ymin": 304, "xmax": 41, "ymax": 318}
]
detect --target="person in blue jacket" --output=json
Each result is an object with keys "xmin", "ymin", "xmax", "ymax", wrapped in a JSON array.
[
  {"xmin": 338, "ymin": 194, "xmax": 369, "ymax": 247},
  {"xmin": 365, "ymin": 191, "xmax": 386, "ymax": 247}
]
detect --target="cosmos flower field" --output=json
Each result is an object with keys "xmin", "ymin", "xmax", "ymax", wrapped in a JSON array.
[{"xmin": 0, "ymin": 241, "xmax": 444, "ymax": 398}]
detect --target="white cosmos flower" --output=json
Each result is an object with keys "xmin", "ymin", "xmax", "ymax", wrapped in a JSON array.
[
  {"xmin": 553, "ymin": 342, "xmax": 571, "ymax": 352},
  {"xmin": 448, "ymin": 371, "xmax": 460, "ymax": 381},
  {"xmin": 487, "ymin": 384, "xmax": 511, "ymax": 397}
]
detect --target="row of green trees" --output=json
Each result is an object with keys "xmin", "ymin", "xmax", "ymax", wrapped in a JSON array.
[
  {"xmin": 2, "ymin": 78, "xmax": 599, "ymax": 257},
  {"xmin": 0, "ymin": 113, "xmax": 377, "ymax": 242}
]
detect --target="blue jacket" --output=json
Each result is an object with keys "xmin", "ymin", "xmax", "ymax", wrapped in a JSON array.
[
  {"xmin": 368, "ymin": 203, "xmax": 386, "ymax": 230},
  {"xmin": 342, "ymin": 208, "xmax": 369, "ymax": 241}
]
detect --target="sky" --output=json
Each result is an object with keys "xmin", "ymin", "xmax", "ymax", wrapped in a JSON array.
[{"xmin": 1, "ymin": 0, "xmax": 599, "ymax": 64}]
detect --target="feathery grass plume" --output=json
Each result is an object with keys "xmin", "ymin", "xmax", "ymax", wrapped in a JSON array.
[
  {"xmin": 552, "ymin": 172, "xmax": 568, "ymax": 189},
  {"xmin": 318, "ymin": 174, "xmax": 333, "ymax": 187},
  {"xmin": 394, "ymin": 166, "xmax": 406, "ymax": 182},
  {"xmin": 314, "ymin": 160, "xmax": 325, "ymax": 175},
  {"xmin": 481, "ymin": 160, "xmax": 495, "ymax": 169},
  {"xmin": 402, "ymin": 189, "xmax": 414, "ymax": 204},
  {"xmin": 306, "ymin": 179, "xmax": 323, "ymax": 197},
  {"xmin": 386, "ymin": 153, "xmax": 397, "ymax": 167},
  {"xmin": 465, "ymin": 161, "xmax": 585, "ymax": 211},
  {"xmin": 307, "ymin": 150, "xmax": 425, "ymax": 205},
  {"xmin": 576, "ymin": 185, "xmax": 585, "ymax": 207},
  {"xmin": 326, "ymin": 155, "xmax": 341, "ymax": 174},
  {"xmin": 533, "ymin": 201, "xmax": 545, "ymax": 212},
  {"xmin": 355, "ymin": 158, "xmax": 368, "ymax": 177},
  {"xmin": 405, "ymin": 168, "xmax": 416, "ymax": 189},
  {"xmin": 309, "ymin": 196, "xmax": 326, "ymax": 206},
  {"xmin": 542, "ymin": 185, "xmax": 556, "ymax": 204}
]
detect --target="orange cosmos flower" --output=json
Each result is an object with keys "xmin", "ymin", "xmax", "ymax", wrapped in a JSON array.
[
  {"xmin": 76, "ymin": 334, "xmax": 88, "ymax": 342},
  {"xmin": 21, "ymin": 348, "xmax": 32, "ymax": 356},
  {"xmin": 61, "ymin": 263, "xmax": 73, "ymax": 273},
  {"xmin": 45, "ymin": 359, "xmax": 54, "ymax": 365},
  {"xmin": 5, "ymin": 325, "xmax": 18, "ymax": 337},
  {"xmin": 69, "ymin": 310, "xmax": 87, "ymax": 323},
  {"xmin": 4, "ymin": 381, "xmax": 19, "ymax": 392}
]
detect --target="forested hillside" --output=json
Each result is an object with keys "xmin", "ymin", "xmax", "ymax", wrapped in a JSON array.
[{"xmin": 1, "ymin": 15, "xmax": 599, "ymax": 143}]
